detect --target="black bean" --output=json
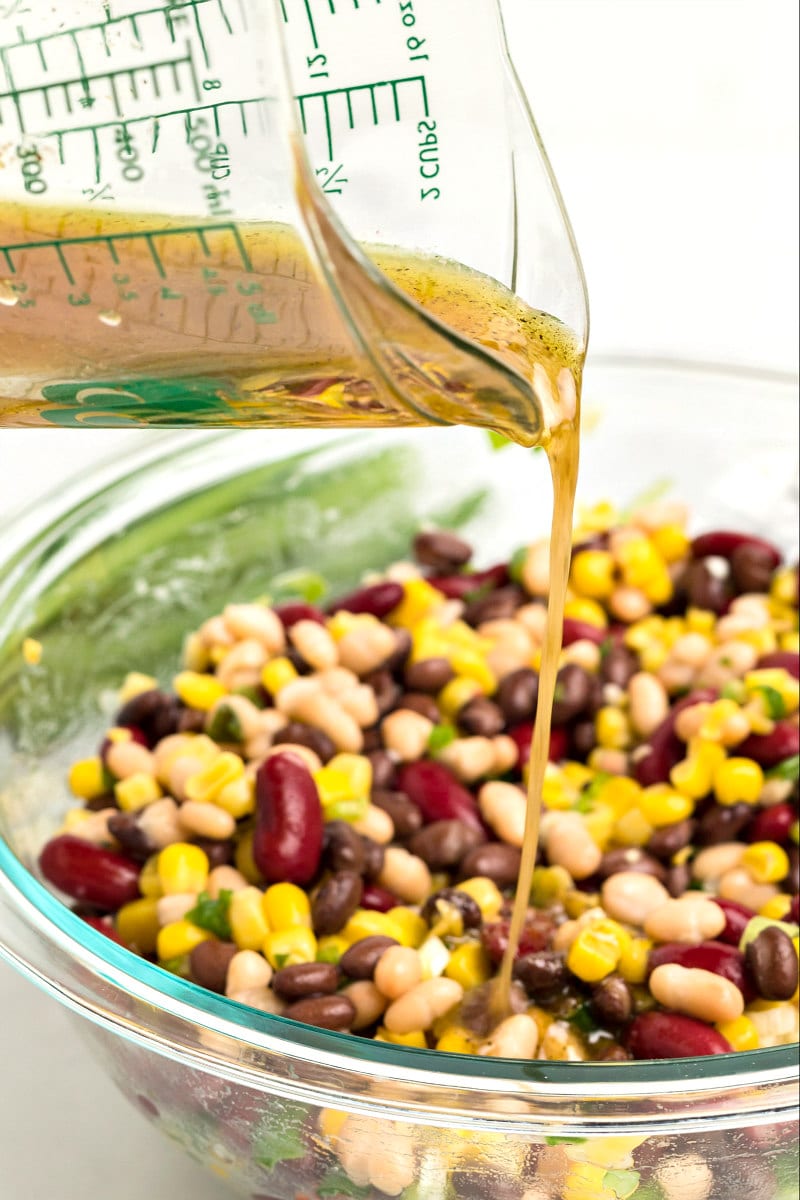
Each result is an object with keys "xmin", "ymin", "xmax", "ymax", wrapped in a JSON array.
[
  {"xmin": 585, "ymin": 673, "xmax": 606, "ymax": 717},
  {"xmin": 570, "ymin": 719, "xmax": 597, "ymax": 760},
  {"xmin": 458, "ymin": 842, "xmax": 522, "ymax": 889},
  {"xmin": 366, "ymin": 749, "xmax": 396, "ymax": 789},
  {"xmin": 464, "ymin": 585, "xmax": 524, "ymax": 627},
  {"xmin": 696, "ymin": 802, "xmax": 752, "ymax": 845},
  {"xmin": 284, "ymin": 994, "xmax": 356, "ymax": 1031},
  {"xmin": 362, "ymin": 669, "xmax": 401, "ymax": 717},
  {"xmin": 114, "ymin": 689, "xmax": 174, "ymax": 746},
  {"xmin": 372, "ymin": 789, "xmax": 423, "ymax": 838},
  {"xmin": 421, "ymin": 887, "xmax": 482, "ymax": 931},
  {"xmin": 404, "ymin": 656, "xmax": 455, "ymax": 694},
  {"xmin": 397, "ymin": 692, "xmax": 440, "ymax": 723},
  {"xmin": 496, "ymin": 668, "xmax": 539, "ymax": 724},
  {"xmin": 551, "ymin": 664, "xmax": 593, "ymax": 724},
  {"xmin": 340, "ymin": 935, "xmax": 399, "ymax": 980},
  {"xmin": 273, "ymin": 721, "xmax": 337, "ymax": 765},
  {"xmin": 385, "ymin": 628, "xmax": 412, "ymax": 675},
  {"xmin": 664, "ymin": 863, "xmax": 692, "ymax": 898},
  {"xmin": 413, "ymin": 529, "xmax": 472, "ymax": 571},
  {"xmin": 361, "ymin": 727, "xmax": 384, "ymax": 753},
  {"xmin": 408, "ymin": 820, "xmax": 485, "ymax": 870},
  {"xmin": 457, "ymin": 696, "xmax": 505, "ymax": 737},
  {"xmin": 189, "ymin": 940, "xmax": 237, "ymax": 994},
  {"xmin": 513, "ymin": 951, "xmax": 569, "ymax": 998},
  {"xmin": 191, "ymin": 837, "xmax": 235, "ymax": 868},
  {"xmin": 596, "ymin": 1044, "xmax": 632, "ymax": 1062},
  {"xmin": 272, "ymin": 961, "xmax": 339, "ymax": 1000},
  {"xmin": 731, "ymin": 542, "xmax": 776, "ymax": 593},
  {"xmin": 683, "ymin": 558, "xmax": 732, "ymax": 614},
  {"xmin": 175, "ymin": 706, "xmax": 206, "ymax": 734},
  {"xmin": 323, "ymin": 821, "xmax": 366, "ymax": 875},
  {"xmin": 646, "ymin": 819, "xmax": 696, "ymax": 860},
  {"xmin": 360, "ymin": 836, "xmax": 385, "ymax": 880},
  {"xmin": 591, "ymin": 976, "xmax": 633, "ymax": 1025},
  {"xmin": 600, "ymin": 644, "xmax": 639, "ymax": 688},
  {"xmin": 746, "ymin": 926, "xmax": 799, "ymax": 1000},
  {"xmin": 459, "ymin": 981, "xmax": 527, "ymax": 1037},
  {"xmin": 85, "ymin": 791, "xmax": 119, "ymax": 812},
  {"xmin": 597, "ymin": 848, "xmax": 666, "ymax": 883},
  {"xmin": 312, "ymin": 871, "xmax": 363, "ymax": 937},
  {"xmin": 785, "ymin": 845, "xmax": 799, "ymax": 894},
  {"xmin": 107, "ymin": 812, "xmax": 155, "ymax": 862},
  {"xmin": 450, "ymin": 1170, "xmax": 519, "ymax": 1200}
]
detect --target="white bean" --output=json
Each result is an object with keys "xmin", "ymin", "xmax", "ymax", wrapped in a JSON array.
[
  {"xmin": 377, "ymin": 847, "xmax": 431, "ymax": 904},
  {"xmin": 276, "ymin": 679, "xmax": 363, "ymax": 753},
  {"xmin": 717, "ymin": 867, "xmax": 778, "ymax": 912},
  {"xmin": 223, "ymin": 604, "xmax": 285, "ymax": 653},
  {"xmin": 156, "ymin": 893, "xmax": 196, "ymax": 925},
  {"xmin": 178, "ymin": 800, "xmax": 236, "ymax": 841},
  {"xmin": 644, "ymin": 895, "xmax": 726, "ymax": 944},
  {"xmin": 601, "ymin": 872, "xmax": 671, "ymax": 927},
  {"xmin": 290, "ymin": 620, "xmax": 339, "ymax": 670},
  {"xmin": 656, "ymin": 1153, "xmax": 714, "ymax": 1200},
  {"xmin": 207, "ymin": 865, "xmax": 249, "ymax": 899},
  {"xmin": 438, "ymin": 736, "xmax": 497, "ymax": 782},
  {"xmin": 138, "ymin": 798, "xmax": 184, "ymax": 849},
  {"xmin": 479, "ymin": 781, "xmax": 527, "ymax": 848},
  {"xmin": 479, "ymin": 1013, "xmax": 539, "ymax": 1059},
  {"xmin": 649, "ymin": 964, "xmax": 744, "ymax": 1024},
  {"xmin": 226, "ymin": 949, "xmax": 273, "ymax": 995},
  {"xmin": 352, "ymin": 804, "xmax": 395, "ymax": 845},
  {"xmin": 337, "ymin": 622, "xmax": 397, "ymax": 677},
  {"xmin": 691, "ymin": 842, "xmax": 745, "ymax": 883},
  {"xmin": 106, "ymin": 739, "xmax": 155, "ymax": 780},
  {"xmin": 543, "ymin": 812, "xmax": 602, "ymax": 880},
  {"xmin": 374, "ymin": 946, "xmax": 422, "ymax": 1000},
  {"xmin": 383, "ymin": 977, "xmax": 463, "ymax": 1034},
  {"xmin": 338, "ymin": 684, "xmax": 380, "ymax": 728},
  {"xmin": 627, "ymin": 672, "xmax": 669, "ymax": 737},
  {"xmin": 381, "ymin": 710, "xmax": 434, "ymax": 762},
  {"xmin": 215, "ymin": 638, "xmax": 268, "ymax": 691},
  {"xmin": 341, "ymin": 980, "xmax": 388, "ymax": 1030}
]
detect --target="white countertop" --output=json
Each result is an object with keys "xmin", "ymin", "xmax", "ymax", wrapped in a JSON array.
[{"xmin": 1, "ymin": 1, "xmax": 797, "ymax": 1196}]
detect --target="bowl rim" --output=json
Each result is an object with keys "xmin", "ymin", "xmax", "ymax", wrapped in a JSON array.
[{"xmin": 1, "ymin": 355, "xmax": 798, "ymax": 1111}]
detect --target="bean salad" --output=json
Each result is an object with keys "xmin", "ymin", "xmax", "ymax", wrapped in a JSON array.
[{"xmin": 39, "ymin": 499, "xmax": 799, "ymax": 1063}]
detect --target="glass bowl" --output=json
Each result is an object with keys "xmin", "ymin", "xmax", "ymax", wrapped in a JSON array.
[{"xmin": 0, "ymin": 359, "xmax": 798, "ymax": 1200}]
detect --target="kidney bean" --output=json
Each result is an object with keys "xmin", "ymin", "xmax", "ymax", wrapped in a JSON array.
[
  {"xmin": 591, "ymin": 976, "xmax": 633, "ymax": 1026},
  {"xmin": 396, "ymin": 760, "xmax": 483, "ymax": 832},
  {"xmin": 507, "ymin": 722, "xmax": 566, "ymax": 768},
  {"xmin": 82, "ymin": 916, "xmax": 127, "ymax": 946},
  {"xmin": 647, "ymin": 819, "xmax": 696, "ymax": 861},
  {"xmin": 421, "ymin": 887, "xmax": 482, "ymax": 931},
  {"xmin": 329, "ymin": 581, "xmax": 403, "ymax": 619},
  {"xmin": 696, "ymin": 802, "xmax": 752, "ymax": 846},
  {"xmin": 372, "ymin": 789, "xmax": 423, "ymax": 838},
  {"xmin": 272, "ymin": 961, "xmax": 339, "ymax": 1000},
  {"xmin": 106, "ymin": 812, "xmax": 156, "ymax": 862},
  {"xmin": 457, "ymin": 696, "xmax": 505, "ymax": 737},
  {"xmin": 496, "ymin": 669, "xmax": 539, "ymax": 725},
  {"xmin": 562, "ymin": 618, "xmax": 607, "ymax": 648},
  {"xmin": 340, "ymin": 935, "xmax": 399, "ymax": 980},
  {"xmin": 600, "ymin": 643, "xmax": 640, "ymax": 688},
  {"xmin": 40, "ymin": 835, "xmax": 140, "ymax": 912},
  {"xmin": 626, "ymin": 1011, "xmax": 733, "ymax": 1059},
  {"xmin": 284, "ymin": 994, "xmax": 356, "ymax": 1031},
  {"xmin": 312, "ymin": 871, "xmax": 363, "ymax": 936},
  {"xmin": 757, "ymin": 650, "xmax": 800, "ymax": 679},
  {"xmin": 189, "ymin": 940, "xmax": 238, "ymax": 994},
  {"xmin": 360, "ymin": 837, "xmax": 385, "ymax": 880},
  {"xmin": 713, "ymin": 898, "xmax": 756, "ymax": 946},
  {"xmin": 272, "ymin": 602, "xmax": 325, "ymax": 629},
  {"xmin": 398, "ymin": 692, "xmax": 440, "ymax": 723},
  {"xmin": 682, "ymin": 559, "xmax": 732, "ymax": 614},
  {"xmin": 691, "ymin": 530, "xmax": 782, "ymax": 568},
  {"xmin": 323, "ymin": 821, "xmax": 366, "ymax": 875},
  {"xmin": 551, "ymin": 664, "xmax": 593, "ymax": 724},
  {"xmin": 404, "ymin": 657, "xmax": 455, "ymax": 694},
  {"xmin": 253, "ymin": 752, "xmax": 323, "ymax": 885},
  {"xmin": 731, "ymin": 542, "xmax": 779, "ymax": 593},
  {"xmin": 749, "ymin": 804, "xmax": 796, "ymax": 845},
  {"xmin": 413, "ymin": 529, "xmax": 472, "ymax": 571},
  {"xmin": 363, "ymin": 669, "xmax": 401, "ymax": 717},
  {"xmin": 597, "ymin": 847, "xmax": 667, "ymax": 883},
  {"xmin": 648, "ymin": 941, "xmax": 754, "ymax": 1001},
  {"xmin": 273, "ymin": 721, "xmax": 337, "ymax": 764},
  {"xmin": 746, "ymin": 926, "xmax": 799, "ymax": 1000},
  {"xmin": 635, "ymin": 689, "xmax": 718, "ymax": 786},
  {"xmin": 738, "ymin": 720, "xmax": 800, "ymax": 768},
  {"xmin": 459, "ymin": 841, "xmax": 522, "ymax": 888},
  {"xmin": 464, "ymin": 585, "xmax": 524, "ymax": 627},
  {"xmin": 513, "ymin": 950, "xmax": 569, "ymax": 998},
  {"xmin": 481, "ymin": 911, "xmax": 557, "ymax": 965},
  {"xmin": 427, "ymin": 563, "xmax": 509, "ymax": 600},
  {"xmin": 408, "ymin": 819, "xmax": 485, "ymax": 870},
  {"xmin": 361, "ymin": 883, "xmax": 397, "ymax": 912}
]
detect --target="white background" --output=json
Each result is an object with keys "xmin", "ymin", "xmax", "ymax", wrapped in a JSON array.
[{"xmin": 1, "ymin": 2, "xmax": 798, "ymax": 1196}]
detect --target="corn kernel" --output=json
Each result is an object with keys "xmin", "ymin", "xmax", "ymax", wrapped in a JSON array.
[
  {"xmin": 563, "ymin": 597, "xmax": 609, "ymax": 629},
  {"xmin": 639, "ymin": 784, "xmax": 694, "ymax": 827},
  {"xmin": 650, "ymin": 523, "xmax": 690, "ymax": 564},
  {"xmin": 670, "ymin": 740, "xmax": 727, "ymax": 799},
  {"xmin": 229, "ymin": 886, "xmax": 270, "ymax": 950},
  {"xmin": 115, "ymin": 772, "xmax": 163, "ymax": 812},
  {"xmin": 118, "ymin": 672, "xmax": 159, "ymax": 703},
  {"xmin": 261, "ymin": 656, "xmax": 298, "ymax": 696},
  {"xmin": 438, "ymin": 676, "xmax": 483, "ymax": 717},
  {"xmin": 388, "ymin": 578, "xmax": 446, "ymax": 629},
  {"xmin": 700, "ymin": 699, "xmax": 749, "ymax": 743},
  {"xmin": 576, "ymin": 500, "xmax": 618, "ymax": 533},
  {"xmin": 317, "ymin": 935, "xmax": 349, "ymax": 964},
  {"xmin": 116, "ymin": 897, "xmax": 160, "ymax": 955},
  {"xmin": 173, "ymin": 671, "xmax": 227, "ymax": 712},
  {"xmin": 157, "ymin": 919, "xmax": 212, "ymax": 961},
  {"xmin": 780, "ymin": 631, "xmax": 799, "ymax": 654},
  {"xmin": 234, "ymin": 828, "xmax": 263, "ymax": 884},
  {"xmin": 314, "ymin": 753, "xmax": 372, "ymax": 815},
  {"xmin": 61, "ymin": 808, "xmax": 91, "ymax": 834},
  {"xmin": 184, "ymin": 752, "xmax": 243, "ymax": 805},
  {"xmin": 374, "ymin": 1028, "xmax": 427, "ymax": 1048},
  {"xmin": 444, "ymin": 943, "xmax": 492, "ymax": 991},
  {"xmin": 771, "ymin": 567, "xmax": 799, "ymax": 606},
  {"xmin": 68, "ymin": 757, "xmax": 106, "ymax": 800},
  {"xmin": 264, "ymin": 926, "xmax": 317, "ymax": 968},
  {"xmin": 570, "ymin": 550, "xmax": 616, "ymax": 600},
  {"xmin": 746, "ymin": 669, "xmax": 800, "ymax": 715},
  {"xmin": 582, "ymin": 803, "xmax": 616, "ymax": 851},
  {"xmin": 618, "ymin": 937, "xmax": 652, "ymax": 985},
  {"xmin": 22, "ymin": 637, "xmax": 43, "ymax": 665},
  {"xmin": 713, "ymin": 757, "xmax": 765, "ymax": 806},
  {"xmin": 564, "ymin": 1161, "xmax": 617, "ymax": 1200},
  {"xmin": 387, "ymin": 907, "xmax": 428, "ymax": 948},
  {"xmin": 639, "ymin": 642, "xmax": 669, "ymax": 673},
  {"xmin": 456, "ymin": 877, "xmax": 504, "ymax": 920},
  {"xmin": 685, "ymin": 607, "xmax": 716, "ymax": 635},
  {"xmin": 561, "ymin": 762, "xmax": 595, "ymax": 790},
  {"xmin": 318, "ymin": 1109, "xmax": 349, "ymax": 1141},
  {"xmin": 138, "ymin": 855, "xmax": 163, "ymax": 899},
  {"xmin": 613, "ymin": 807, "xmax": 654, "ymax": 847},
  {"xmin": 742, "ymin": 842, "xmax": 791, "ymax": 885},
  {"xmin": 263, "ymin": 882, "xmax": 311, "ymax": 931},
  {"xmin": 595, "ymin": 706, "xmax": 631, "ymax": 750},
  {"xmin": 449, "ymin": 647, "xmax": 495, "ymax": 694},
  {"xmin": 343, "ymin": 910, "xmax": 406, "ymax": 946},
  {"xmin": 760, "ymin": 895, "xmax": 794, "ymax": 921},
  {"xmin": 436, "ymin": 1027, "xmax": 479, "ymax": 1054},
  {"xmin": 215, "ymin": 775, "xmax": 255, "ymax": 819},
  {"xmin": 716, "ymin": 1015, "xmax": 760, "ymax": 1051},
  {"xmin": 157, "ymin": 843, "xmax": 210, "ymax": 896},
  {"xmin": 596, "ymin": 776, "xmax": 642, "ymax": 816},
  {"xmin": 617, "ymin": 535, "xmax": 663, "ymax": 589},
  {"xmin": 567, "ymin": 922, "xmax": 624, "ymax": 982}
]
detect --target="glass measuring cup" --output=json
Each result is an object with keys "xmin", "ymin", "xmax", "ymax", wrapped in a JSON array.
[{"xmin": 0, "ymin": 0, "xmax": 588, "ymax": 439}]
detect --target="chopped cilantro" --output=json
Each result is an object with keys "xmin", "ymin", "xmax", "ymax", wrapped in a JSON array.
[
  {"xmin": 317, "ymin": 1167, "xmax": 372, "ymax": 1198},
  {"xmin": 574, "ymin": 772, "xmax": 612, "ymax": 812},
  {"xmin": 604, "ymin": 1168, "xmax": 641, "ymax": 1199},
  {"xmin": 767, "ymin": 754, "xmax": 799, "ymax": 782},
  {"xmin": 206, "ymin": 703, "xmax": 244, "ymax": 743},
  {"xmin": 428, "ymin": 723, "xmax": 458, "ymax": 754},
  {"xmin": 252, "ymin": 1100, "xmax": 308, "ymax": 1170},
  {"xmin": 509, "ymin": 545, "xmax": 529, "ymax": 583},
  {"xmin": 545, "ymin": 1135, "xmax": 586, "ymax": 1146},
  {"xmin": 186, "ymin": 889, "xmax": 232, "ymax": 940},
  {"xmin": 160, "ymin": 955, "xmax": 190, "ymax": 978},
  {"xmin": 757, "ymin": 685, "xmax": 787, "ymax": 720},
  {"xmin": 568, "ymin": 1003, "xmax": 596, "ymax": 1033}
]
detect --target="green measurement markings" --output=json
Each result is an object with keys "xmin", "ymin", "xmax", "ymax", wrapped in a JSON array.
[
  {"xmin": 297, "ymin": 75, "xmax": 429, "ymax": 160},
  {"xmin": 0, "ymin": 223, "xmax": 253, "ymax": 284}
]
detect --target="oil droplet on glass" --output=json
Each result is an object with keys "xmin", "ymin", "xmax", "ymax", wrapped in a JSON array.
[
  {"xmin": 98, "ymin": 310, "xmax": 122, "ymax": 328},
  {"xmin": 0, "ymin": 279, "xmax": 19, "ymax": 307}
]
